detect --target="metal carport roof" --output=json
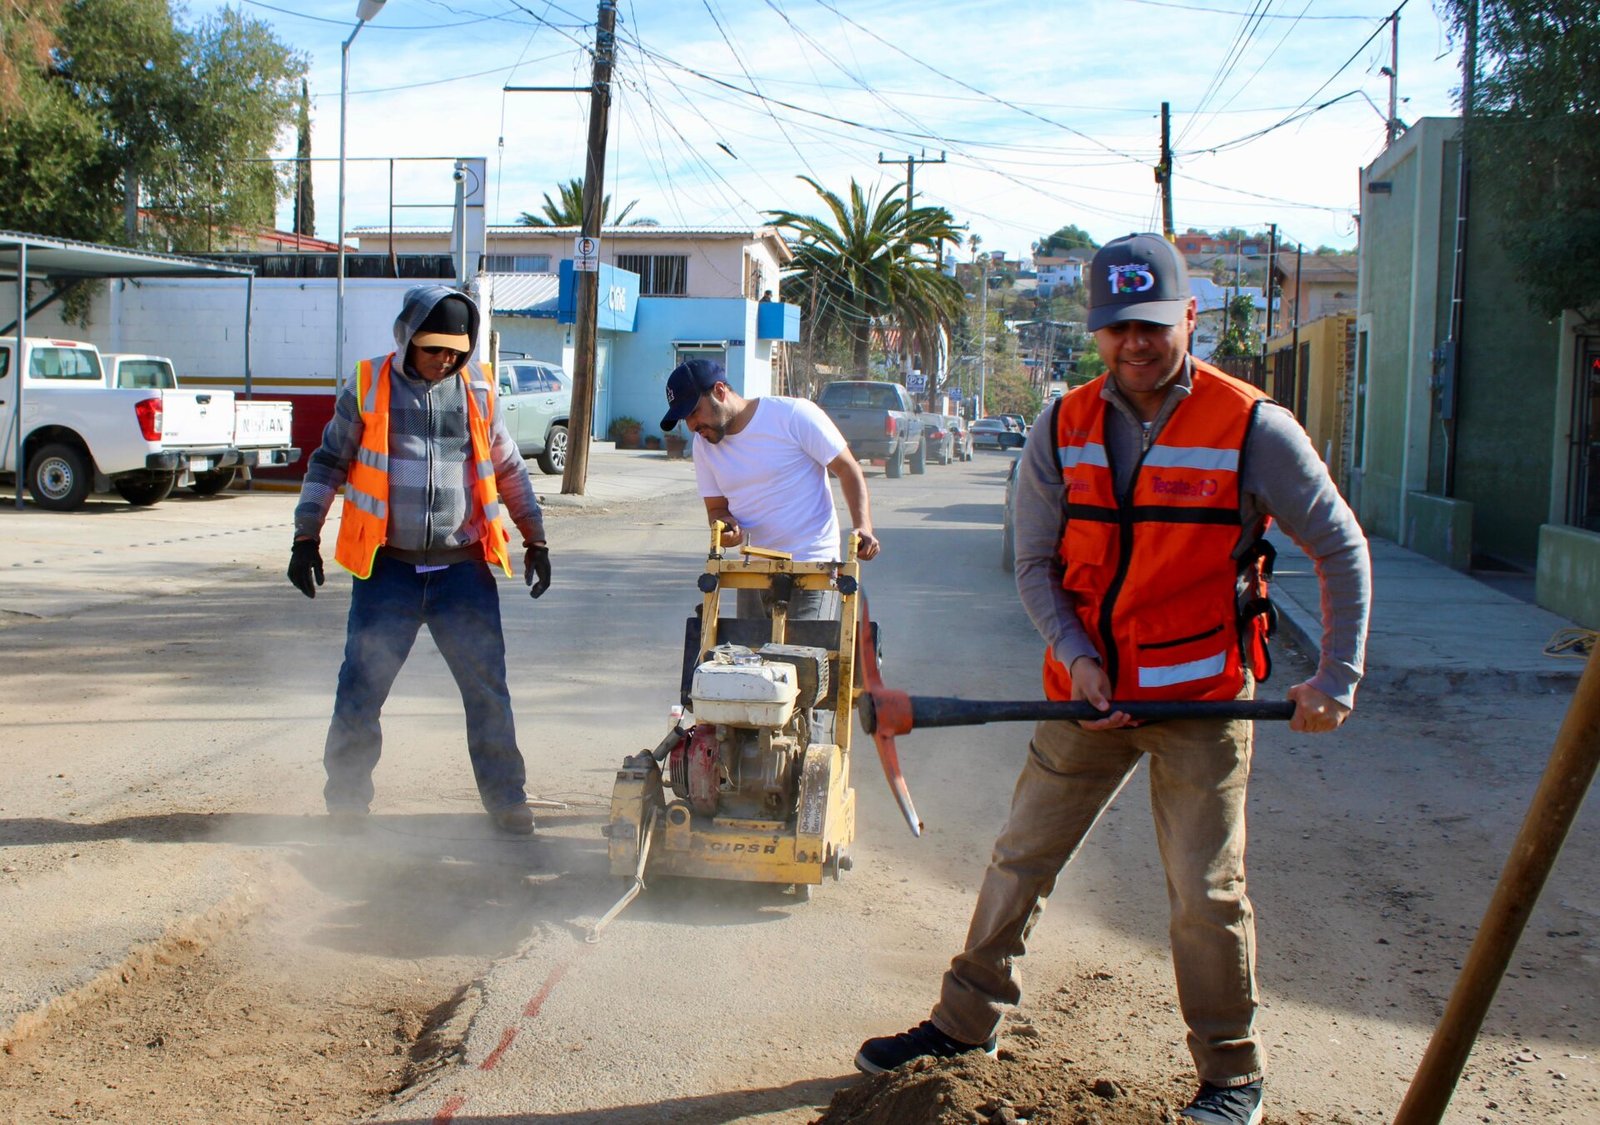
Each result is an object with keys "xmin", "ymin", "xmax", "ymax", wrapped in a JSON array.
[
  {"xmin": 0, "ymin": 229, "xmax": 256, "ymax": 282},
  {"xmin": 2, "ymin": 230, "xmax": 258, "ymax": 510}
]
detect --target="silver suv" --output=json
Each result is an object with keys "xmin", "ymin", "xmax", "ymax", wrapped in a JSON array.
[{"xmin": 495, "ymin": 359, "xmax": 572, "ymax": 475}]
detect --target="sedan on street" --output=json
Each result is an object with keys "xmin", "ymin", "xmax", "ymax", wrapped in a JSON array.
[
  {"xmin": 970, "ymin": 417, "xmax": 1025, "ymax": 450},
  {"xmin": 917, "ymin": 413, "xmax": 955, "ymax": 464},
  {"xmin": 948, "ymin": 415, "xmax": 973, "ymax": 462}
]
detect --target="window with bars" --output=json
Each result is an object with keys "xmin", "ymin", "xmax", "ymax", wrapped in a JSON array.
[
  {"xmin": 616, "ymin": 253, "xmax": 688, "ymax": 296},
  {"xmin": 484, "ymin": 254, "xmax": 552, "ymax": 273}
]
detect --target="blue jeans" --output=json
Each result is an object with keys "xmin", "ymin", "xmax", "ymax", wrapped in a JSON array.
[{"xmin": 323, "ymin": 554, "xmax": 527, "ymax": 814}]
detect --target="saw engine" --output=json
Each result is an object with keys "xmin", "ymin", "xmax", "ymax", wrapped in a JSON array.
[{"xmin": 669, "ymin": 643, "xmax": 830, "ymax": 819}]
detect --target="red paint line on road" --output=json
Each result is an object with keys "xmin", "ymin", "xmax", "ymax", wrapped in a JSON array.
[
  {"xmin": 523, "ymin": 960, "xmax": 572, "ymax": 1019},
  {"xmin": 479, "ymin": 1026, "xmax": 518, "ymax": 1071},
  {"xmin": 432, "ymin": 1094, "xmax": 467, "ymax": 1124}
]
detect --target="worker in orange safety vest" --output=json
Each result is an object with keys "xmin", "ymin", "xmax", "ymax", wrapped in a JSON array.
[
  {"xmin": 287, "ymin": 286, "xmax": 550, "ymax": 836},
  {"xmin": 857, "ymin": 234, "xmax": 1371, "ymax": 1125}
]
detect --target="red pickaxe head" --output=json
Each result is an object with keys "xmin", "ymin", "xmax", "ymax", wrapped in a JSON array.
[{"xmin": 856, "ymin": 589, "xmax": 923, "ymax": 837}]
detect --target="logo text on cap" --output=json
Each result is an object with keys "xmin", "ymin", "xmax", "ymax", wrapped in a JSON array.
[{"xmin": 1109, "ymin": 263, "xmax": 1157, "ymax": 294}]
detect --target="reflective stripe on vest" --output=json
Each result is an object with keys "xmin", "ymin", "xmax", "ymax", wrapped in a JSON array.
[
  {"xmin": 1041, "ymin": 360, "xmax": 1270, "ymax": 703},
  {"xmin": 333, "ymin": 356, "xmax": 513, "ymax": 579},
  {"xmin": 333, "ymin": 357, "xmax": 393, "ymax": 578}
]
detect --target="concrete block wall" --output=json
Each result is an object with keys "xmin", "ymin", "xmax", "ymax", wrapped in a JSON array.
[
  {"xmin": 2, "ymin": 276, "xmax": 419, "ymax": 388},
  {"xmin": 1403, "ymin": 490, "xmax": 1473, "ymax": 570},
  {"xmin": 1536, "ymin": 524, "xmax": 1600, "ymax": 629}
]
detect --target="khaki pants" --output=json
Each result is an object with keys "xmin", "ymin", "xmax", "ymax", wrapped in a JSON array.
[{"xmin": 931, "ymin": 709, "xmax": 1262, "ymax": 1087}]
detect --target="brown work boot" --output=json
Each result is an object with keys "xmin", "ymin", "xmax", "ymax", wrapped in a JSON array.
[{"xmin": 490, "ymin": 803, "xmax": 535, "ymax": 835}]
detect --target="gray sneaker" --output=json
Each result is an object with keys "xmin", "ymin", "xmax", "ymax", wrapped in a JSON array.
[{"xmin": 1180, "ymin": 1079, "xmax": 1263, "ymax": 1125}]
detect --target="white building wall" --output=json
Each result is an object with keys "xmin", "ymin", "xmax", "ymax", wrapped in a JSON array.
[
  {"xmin": 3, "ymin": 277, "xmax": 446, "ymax": 387},
  {"xmin": 380, "ymin": 231, "xmax": 774, "ymax": 300}
]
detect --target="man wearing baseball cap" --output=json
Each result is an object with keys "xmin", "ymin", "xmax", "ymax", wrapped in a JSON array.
[
  {"xmin": 856, "ymin": 235, "xmax": 1370, "ymax": 1125},
  {"xmin": 287, "ymin": 285, "xmax": 551, "ymax": 837},
  {"xmin": 660, "ymin": 358, "xmax": 879, "ymax": 619}
]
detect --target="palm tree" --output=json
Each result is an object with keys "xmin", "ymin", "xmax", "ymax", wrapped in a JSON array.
[
  {"xmin": 516, "ymin": 178, "xmax": 654, "ymax": 227},
  {"xmin": 767, "ymin": 175, "xmax": 964, "ymax": 375}
]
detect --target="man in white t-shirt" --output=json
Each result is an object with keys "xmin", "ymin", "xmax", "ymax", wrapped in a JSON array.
[{"xmin": 660, "ymin": 359, "xmax": 880, "ymax": 619}]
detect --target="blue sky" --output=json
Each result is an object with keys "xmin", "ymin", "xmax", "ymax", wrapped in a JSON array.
[{"xmin": 202, "ymin": 0, "xmax": 1467, "ymax": 257}]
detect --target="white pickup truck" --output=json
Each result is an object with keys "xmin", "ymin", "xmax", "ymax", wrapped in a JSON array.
[
  {"xmin": 103, "ymin": 354, "xmax": 298, "ymax": 496},
  {"xmin": 1, "ymin": 337, "xmax": 263, "ymax": 510}
]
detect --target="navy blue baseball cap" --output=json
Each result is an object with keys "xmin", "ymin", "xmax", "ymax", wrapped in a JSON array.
[
  {"xmin": 1086, "ymin": 233, "xmax": 1192, "ymax": 331},
  {"xmin": 660, "ymin": 359, "xmax": 726, "ymax": 431}
]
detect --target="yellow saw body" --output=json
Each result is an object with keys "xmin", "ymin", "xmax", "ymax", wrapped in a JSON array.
[{"xmin": 603, "ymin": 529, "xmax": 863, "ymax": 896}]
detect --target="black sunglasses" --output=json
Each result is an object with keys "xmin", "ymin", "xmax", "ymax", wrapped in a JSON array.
[{"xmin": 418, "ymin": 345, "xmax": 461, "ymax": 357}]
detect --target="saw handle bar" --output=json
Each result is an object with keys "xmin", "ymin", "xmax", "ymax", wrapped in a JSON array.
[{"xmin": 859, "ymin": 694, "xmax": 1296, "ymax": 735}]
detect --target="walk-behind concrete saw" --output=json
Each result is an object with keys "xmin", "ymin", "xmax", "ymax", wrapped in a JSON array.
[{"xmin": 591, "ymin": 524, "xmax": 915, "ymax": 941}]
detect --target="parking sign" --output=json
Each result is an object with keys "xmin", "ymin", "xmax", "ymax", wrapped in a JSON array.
[{"xmin": 574, "ymin": 235, "xmax": 600, "ymax": 272}]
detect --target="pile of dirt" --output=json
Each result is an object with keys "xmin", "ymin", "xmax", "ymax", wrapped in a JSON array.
[
  {"xmin": 813, "ymin": 1052, "xmax": 1181, "ymax": 1125},
  {"xmin": 0, "ymin": 862, "xmax": 481, "ymax": 1123}
]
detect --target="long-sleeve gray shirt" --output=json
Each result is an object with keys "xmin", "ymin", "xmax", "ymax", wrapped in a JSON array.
[
  {"xmin": 1014, "ymin": 366, "xmax": 1370, "ymax": 706},
  {"xmin": 294, "ymin": 360, "xmax": 545, "ymax": 556}
]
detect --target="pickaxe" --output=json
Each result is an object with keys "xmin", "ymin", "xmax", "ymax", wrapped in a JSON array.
[{"xmin": 853, "ymin": 590, "xmax": 1295, "ymax": 837}]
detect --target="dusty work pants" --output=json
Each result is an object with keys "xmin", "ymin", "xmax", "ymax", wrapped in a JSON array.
[
  {"xmin": 323, "ymin": 554, "xmax": 528, "ymax": 815},
  {"xmin": 931, "ymin": 709, "xmax": 1261, "ymax": 1087},
  {"xmin": 733, "ymin": 586, "xmax": 840, "ymax": 622}
]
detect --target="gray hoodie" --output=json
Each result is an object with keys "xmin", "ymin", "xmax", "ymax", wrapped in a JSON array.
[{"xmin": 294, "ymin": 285, "xmax": 545, "ymax": 558}]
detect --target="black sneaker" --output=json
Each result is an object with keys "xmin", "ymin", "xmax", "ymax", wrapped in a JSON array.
[
  {"xmin": 1180, "ymin": 1079, "xmax": 1263, "ymax": 1125},
  {"xmin": 491, "ymin": 804, "xmax": 535, "ymax": 835},
  {"xmin": 854, "ymin": 1020, "xmax": 998, "ymax": 1074}
]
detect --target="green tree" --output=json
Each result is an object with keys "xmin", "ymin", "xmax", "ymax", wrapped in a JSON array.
[
  {"xmin": 0, "ymin": 0, "xmax": 305, "ymax": 249},
  {"xmin": 1075, "ymin": 339, "xmax": 1106, "ymax": 383},
  {"xmin": 767, "ymin": 175, "xmax": 965, "ymax": 375},
  {"xmin": 1034, "ymin": 222, "xmax": 1096, "ymax": 256},
  {"xmin": 1443, "ymin": 0, "xmax": 1600, "ymax": 316},
  {"xmin": 517, "ymin": 178, "xmax": 654, "ymax": 226},
  {"xmin": 0, "ymin": 2, "xmax": 62, "ymax": 117},
  {"xmin": 1211, "ymin": 294, "xmax": 1261, "ymax": 358}
]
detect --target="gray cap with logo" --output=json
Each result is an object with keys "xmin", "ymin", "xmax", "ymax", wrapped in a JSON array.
[{"xmin": 1086, "ymin": 233, "xmax": 1193, "ymax": 331}]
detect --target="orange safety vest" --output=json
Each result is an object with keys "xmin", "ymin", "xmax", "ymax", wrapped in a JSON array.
[
  {"xmin": 334, "ymin": 355, "xmax": 513, "ymax": 580},
  {"xmin": 1041, "ymin": 359, "xmax": 1276, "ymax": 702}
]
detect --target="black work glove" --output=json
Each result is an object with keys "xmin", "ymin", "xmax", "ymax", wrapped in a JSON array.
[
  {"xmin": 525, "ymin": 544, "xmax": 551, "ymax": 599},
  {"xmin": 288, "ymin": 538, "xmax": 324, "ymax": 599}
]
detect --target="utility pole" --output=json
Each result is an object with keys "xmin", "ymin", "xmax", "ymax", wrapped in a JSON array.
[
  {"xmin": 1385, "ymin": 8, "xmax": 1401, "ymax": 146},
  {"xmin": 1259, "ymin": 223, "xmax": 1278, "ymax": 392},
  {"xmin": 978, "ymin": 254, "xmax": 989, "ymax": 417},
  {"xmin": 560, "ymin": 0, "xmax": 616, "ymax": 496},
  {"xmin": 1156, "ymin": 102, "xmax": 1175, "ymax": 241},
  {"xmin": 879, "ymin": 150, "xmax": 946, "ymax": 406}
]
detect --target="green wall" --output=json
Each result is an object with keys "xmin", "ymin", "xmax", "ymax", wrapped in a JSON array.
[
  {"xmin": 1451, "ymin": 160, "xmax": 1561, "ymax": 565},
  {"xmin": 1356, "ymin": 138, "xmax": 1422, "ymax": 543},
  {"xmin": 1358, "ymin": 118, "xmax": 1565, "ymax": 568}
]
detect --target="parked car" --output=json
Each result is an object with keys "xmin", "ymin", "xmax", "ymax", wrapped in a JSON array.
[
  {"xmin": 970, "ymin": 417, "xmax": 1024, "ymax": 450},
  {"xmin": 1001, "ymin": 453, "xmax": 1020, "ymax": 571},
  {"xmin": 495, "ymin": 359, "xmax": 571, "ymax": 474},
  {"xmin": 917, "ymin": 412, "xmax": 954, "ymax": 465},
  {"xmin": 101, "ymin": 353, "xmax": 298, "ymax": 496},
  {"xmin": 999, "ymin": 412, "xmax": 1028, "ymax": 435},
  {"xmin": 948, "ymin": 414, "xmax": 973, "ymax": 462},
  {"xmin": 1, "ymin": 336, "xmax": 249, "ymax": 510}
]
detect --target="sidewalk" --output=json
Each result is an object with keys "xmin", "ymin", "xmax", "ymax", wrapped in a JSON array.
[
  {"xmin": 534, "ymin": 442, "xmax": 699, "ymax": 509},
  {"xmin": 1267, "ymin": 529, "xmax": 1584, "ymax": 696}
]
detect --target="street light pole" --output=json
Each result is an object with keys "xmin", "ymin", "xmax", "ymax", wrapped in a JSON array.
[{"xmin": 335, "ymin": 0, "xmax": 386, "ymax": 389}]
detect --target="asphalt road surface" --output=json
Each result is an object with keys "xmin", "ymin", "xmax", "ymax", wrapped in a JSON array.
[{"xmin": 1, "ymin": 451, "xmax": 1595, "ymax": 1123}]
